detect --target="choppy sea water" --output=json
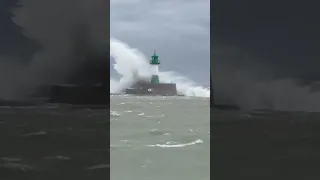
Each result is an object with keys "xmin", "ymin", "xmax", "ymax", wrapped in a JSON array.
[
  {"xmin": 0, "ymin": 103, "xmax": 109, "ymax": 180},
  {"xmin": 110, "ymin": 95, "xmax": 210, "ymax": 180}
]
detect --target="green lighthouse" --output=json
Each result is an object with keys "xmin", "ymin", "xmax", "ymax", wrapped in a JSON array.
[{"xmin": 150, "ymin": 50, "xmax": 160, "ymax": 84}]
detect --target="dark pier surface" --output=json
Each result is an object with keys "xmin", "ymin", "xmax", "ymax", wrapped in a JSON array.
[
  {"xmin": 212, "ymin": 110, "xmax": 320, "ymax": 179},
  {"xmin": 126, "ymin": 82, "xmax": 177, "ymax": 96},
  {"xmin": 0, "ymin": 106, "xmax": 109, "ymax": 180}
]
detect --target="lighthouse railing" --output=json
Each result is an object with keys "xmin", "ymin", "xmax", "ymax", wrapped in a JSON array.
[{"xmin": 150, "ymin": 60, "xmax": 160, "ymax": 64}]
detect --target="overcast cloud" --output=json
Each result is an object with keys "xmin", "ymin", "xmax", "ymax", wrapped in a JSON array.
[{"xmin": 110, "ymin": 0, "xmax": 210, "ymax": 85}]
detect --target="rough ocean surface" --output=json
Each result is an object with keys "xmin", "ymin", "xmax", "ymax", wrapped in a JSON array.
[
  {"xmin": 110, "ymin": 95, "xmax": 210, "ymax": 180},
  {"xmin": 0, "ymin": 103, "xmax": 109, "ymax": 180},
  {"xmin": 212, "ymin": 110, "xmax": 320, "ymax": 179}
]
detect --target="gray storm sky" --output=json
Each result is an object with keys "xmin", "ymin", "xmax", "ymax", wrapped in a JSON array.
[{"xmin": 110, "ymin": 0, "xmax": 210, "ymax": 85}]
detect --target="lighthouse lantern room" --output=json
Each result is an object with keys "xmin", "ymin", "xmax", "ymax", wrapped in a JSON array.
[{"xmin": 150, "ymin": 50, "xmax": 160, "ymax": 84}]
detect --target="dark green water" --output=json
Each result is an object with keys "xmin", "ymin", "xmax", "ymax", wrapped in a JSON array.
[{"xmin": 0, "ymin": 104, "xmax": 109, "ymax": 180}]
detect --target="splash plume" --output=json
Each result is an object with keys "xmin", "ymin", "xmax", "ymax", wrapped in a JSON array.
[{"xmin": 110, "ymin": 38, "xmax": 210, "ymax": 97}]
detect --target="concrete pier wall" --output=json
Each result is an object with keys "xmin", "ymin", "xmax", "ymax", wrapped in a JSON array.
[{"xmin": 126, "ymin": 83, "xmax": 177, "ymax": 96}]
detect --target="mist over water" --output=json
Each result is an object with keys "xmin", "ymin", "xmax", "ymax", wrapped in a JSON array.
[
  {"xmin": 213, "ymin": 47, "xmax": 320, "ymax": 112},
  {"xmin": 110, "ymin": 39, "xmax": 210, "ymax": 97},
  {"xmin": 0, "ymin": 0, "xmax": 108, "ymax": 100}
]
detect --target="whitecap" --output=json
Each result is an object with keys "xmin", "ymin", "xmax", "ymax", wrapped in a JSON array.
[
  {"xmin": 44, "ymin": 156, "xmax": 71, "ymax": 160},
  {"xmin": 110, "ymin": 144, "xmax": 131, "ymax": 148},
  {"xmin": 147, "ymin": 139, "xmax": 203, "ymax": 148},
  {"xmin": 145, "ymin": 114, "xmax": 165, "ymax": 118},
  {"xmin": 86, "ymin": 164, "xmax": 109, "ymax": 170},
  {"xmin": 148, "ymin": 129, "xmax": 169, "ymax": 136},
  {"xmin": 0, "ymin": 163, "xmax": 34, "ymax": 172},
  {"xmin": 1, "ymin": 157, "xmax": 22, "ymax": 162},
  {"xmin": 110, "ymin": 111, "xmax": 121, "ymax": 117},
  {"xmin": 22, "ymin": 131, "xmax": 47, "ymax": 137}
]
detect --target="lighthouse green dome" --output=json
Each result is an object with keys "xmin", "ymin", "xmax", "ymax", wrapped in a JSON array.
[{"xmin": 150, "ymin": 50, "xmax": 160, "ymax": 65}]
